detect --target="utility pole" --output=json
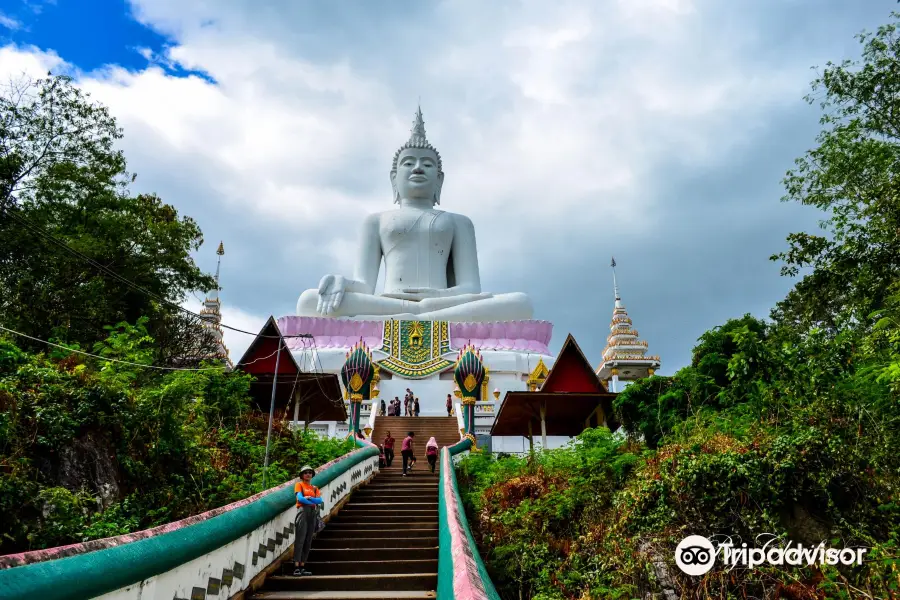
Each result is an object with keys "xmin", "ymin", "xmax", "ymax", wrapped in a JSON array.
[{"xmin": 262, "ymin": 338, "xmax": 282, "ymax": 491}]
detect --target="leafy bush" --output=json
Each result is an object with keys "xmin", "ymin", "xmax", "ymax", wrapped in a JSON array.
[{"xmin": 0, "ymin": 329, "xmax": 353, "ymax": 554}]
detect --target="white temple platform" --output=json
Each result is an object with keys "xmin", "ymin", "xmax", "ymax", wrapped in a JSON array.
[{"xmin": 278, "ymin": 316, "xmax": 575, "ymax": 452}]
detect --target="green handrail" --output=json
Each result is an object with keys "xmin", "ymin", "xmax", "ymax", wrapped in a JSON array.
[{"xmin": 0, "ymin": 441, "xmax": 378, "ymax": 600}]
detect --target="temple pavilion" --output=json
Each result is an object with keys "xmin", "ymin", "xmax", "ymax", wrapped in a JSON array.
[
  {"xmin": 235, "ymin": 317, "xmax": 347, "ymax": 424},
  {"xmin": 491, "ymin": 334, "xmax": 618, "ymax": 451}
]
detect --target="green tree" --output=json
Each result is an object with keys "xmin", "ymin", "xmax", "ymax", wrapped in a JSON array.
[
  {"xmin": 0, "ymin": 74, "xmax": 217, "ymax": 359},
  {"xmin": 771, "ymin": 15, "xmax": 900, "ymax": 333},
  {"xmin": 614, "ymin": 315, "xmax": 767, "ymax": 448}
]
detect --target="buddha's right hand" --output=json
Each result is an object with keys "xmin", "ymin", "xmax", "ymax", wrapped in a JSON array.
[{"xmin": 317, "ymin": 274, "xmax": 347, "ymax": 315}]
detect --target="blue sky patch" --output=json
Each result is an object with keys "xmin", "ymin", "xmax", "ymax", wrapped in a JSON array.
[{"xmin": 0, "ymin": 0, "xmax": 211, "ymax": 80}]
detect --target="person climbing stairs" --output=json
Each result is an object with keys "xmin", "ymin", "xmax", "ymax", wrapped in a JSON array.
[
  {"xmin": 372, "ymin": 416, "xmax": 461, "ymax": 451},
  {"xmin": 250, "ymin": 464, "xmax": 440, "ymax": 599}
]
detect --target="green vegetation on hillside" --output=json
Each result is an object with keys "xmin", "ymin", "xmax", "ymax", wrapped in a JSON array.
[
  {"xmin": 0, "ymin": 320, "xmax": 352, "ymax": 555},
  {"xmin": 457, "ymin": 13, "xmax": 900, "ymax": 600},
  {"xmin": 0, "ymin": 76, "xmax": 353, "ymax": 555}
]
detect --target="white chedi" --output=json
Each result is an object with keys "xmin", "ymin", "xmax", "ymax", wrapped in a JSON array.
[{"xmin": 296, "ymin": 106, "xmax": 533, "ymax": 322}]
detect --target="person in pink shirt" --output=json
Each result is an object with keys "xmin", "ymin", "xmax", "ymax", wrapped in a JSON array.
[
  {"xmin": 425, "ymin": 437, "xmax": 439, "ymax": 474},
  {"xmin": 382, "ymin": 431, "xmax": 395, "ymax": 467},
  {"xmin": 401, "ymin": 431, "xmax": 415, "ymax": 476}
]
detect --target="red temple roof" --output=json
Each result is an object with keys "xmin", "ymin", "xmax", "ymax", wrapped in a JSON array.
[
  {"xmin": 235, "ymin": 317, "xmax": 347, "ymax": 422},
  {"xmin": 541, "ymin": 334, "xmax": 610, "ymax": 394},
  {"xmin": 491, "ymin": 334, "xmax": 618, "ymax": 437}
]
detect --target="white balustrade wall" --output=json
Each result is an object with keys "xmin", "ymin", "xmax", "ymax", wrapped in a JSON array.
[{"xmin": 87, "ymin": 452, "xmax": 379, "ymax": 600}]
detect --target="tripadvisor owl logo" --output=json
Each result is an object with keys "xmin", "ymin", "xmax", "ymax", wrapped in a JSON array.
[
  {"xmin": 675, "ymin": 535, "xmax": 716, "ymax": 575},
  {"xmin": 674, "ymin": 534, "xmax": 869, "ymax": 575}
]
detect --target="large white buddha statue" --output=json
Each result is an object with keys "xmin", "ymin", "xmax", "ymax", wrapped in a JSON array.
[{"xmin": 297, "ymin": 107, "xmax": 533, "ymax": 322}]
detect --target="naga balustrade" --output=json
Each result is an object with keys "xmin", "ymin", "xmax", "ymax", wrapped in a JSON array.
[
  {"xmin": 437, "ymin": 438, "xmax": 501, "ymax": 600},
  {"xmin": 0, "ymin": 439, "xmax": 379, "ymax": 600}
]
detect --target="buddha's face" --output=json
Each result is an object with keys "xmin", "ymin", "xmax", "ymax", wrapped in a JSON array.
[{"xmin": 392, "ymin": 148, "xmax": 443, "ymax": 204}]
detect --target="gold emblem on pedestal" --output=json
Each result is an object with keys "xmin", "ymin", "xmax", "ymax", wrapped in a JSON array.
[
  {"xmin": 377, "ymin": 320, "xmax": 454, "ymax": 378},
  {"xmin": 408, "ymin": 321, "xmax": 424, "ymax": 348}
]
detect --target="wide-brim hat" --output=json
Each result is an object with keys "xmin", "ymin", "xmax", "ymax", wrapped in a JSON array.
[{"xmin": 299, "ymin": 465, "xmax": 315, "ymax": 476}]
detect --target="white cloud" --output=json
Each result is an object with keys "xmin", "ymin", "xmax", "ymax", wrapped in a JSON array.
[
  {"xmin": 0, "ymin": 12, "xmax": 23, "ymax": 31},
  {"xmin": 220, "ymin": 303, "xmax": 267, "ymax": 365},
  {"xmin": 1, "ymin": 1, "xmax": 803, "ymax": 241},
  {"xmin": 0, "ymin": 44, "xmax": 63, "ymax": 77},
  {"xmin": 0, "ymin": 0, "xmax": 869, "ymax": 367}
]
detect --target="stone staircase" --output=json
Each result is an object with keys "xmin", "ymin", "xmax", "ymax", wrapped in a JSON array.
[
  {"xmin": 250, "ymin": 465, "xmax": 440, "ymax": 600},
  {"xmin": 371, "ymin": 416, "xmax": 461, "ymax": 451}
]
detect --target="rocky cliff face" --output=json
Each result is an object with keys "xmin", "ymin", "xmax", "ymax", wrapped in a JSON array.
[{"xmin": 40, "ymin": 431, "xmax": 122, "ymax": 510}]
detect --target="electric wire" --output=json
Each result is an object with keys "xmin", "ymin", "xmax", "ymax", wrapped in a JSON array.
[
  {"xmin": 3, "ymin": 206, "xmax": 347, "ymax": 415},
  {"xmin": 0, "ymin": 323, "xmax": 281, "ymax": 371}
]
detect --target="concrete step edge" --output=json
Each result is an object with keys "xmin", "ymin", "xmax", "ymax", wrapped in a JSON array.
[
  {"xmin": 251, "ymin": 592, "xmax": 436, "ymax": 600},
  {"xmin": 304, "ymin": 559, "xmax": 437, "ymax": 566},
  {"xmin": 269, "ymin": 573, "xmax": 438, "ymax": 581},
  {"xmin": 314, "ymin": 540, "xmax": 438, "ymax": 543}
]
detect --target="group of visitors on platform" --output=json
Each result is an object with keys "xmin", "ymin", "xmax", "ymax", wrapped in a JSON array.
[
  {"xmin": 378, "ymin": 430, "xmax": 439, "ymax": 476},
  {"xmin": 379, "ymin": 390, "xmax": 455, "ymax": 417},
  {"xmin": 381, "ymin": 388, "xmax": 421, "ymax": 416}
]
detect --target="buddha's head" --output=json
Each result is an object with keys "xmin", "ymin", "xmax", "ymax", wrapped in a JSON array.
[{"xmin": 391, "ymin": 106, "xmax": 444, "ymax": 205}]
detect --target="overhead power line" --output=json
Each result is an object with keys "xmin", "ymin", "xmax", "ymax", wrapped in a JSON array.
[
  {"xmin": 0, "ymin": 323, "xmax": 281, "ymax": 371},
  {"xmin": 2, "ymin": 206, "xmax": 311, "ymax": 339}
]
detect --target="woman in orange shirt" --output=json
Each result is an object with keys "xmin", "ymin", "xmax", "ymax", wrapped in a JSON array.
[{"xmin": 293, "ymin": 465, "xmax": 323, "ymax": 576}]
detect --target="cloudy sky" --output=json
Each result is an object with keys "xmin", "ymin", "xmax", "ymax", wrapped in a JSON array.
[{"xmin": 0, "ymin": 0, "xmax": 893, "ymax": 372}]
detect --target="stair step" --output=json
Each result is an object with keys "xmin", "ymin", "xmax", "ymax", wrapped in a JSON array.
[
  {"xmin": 360, "ymin": 480, "xmax": 440, "ymax": 491},
  {"xmin": 347, "ymin": 498, "xmax": 437, "ymax": 510},
  {"xmin": 252, "ymin": 592, "xmax": 435, "ymax": 600},
  {"xmin": 352, "ymin": 489, "xmax": 439, "ymax": 496},
  {"xmin": 365, "ymin": 481, "xmax": 439, "ymax": 485},
  {"xmin": 326, "ymin": 521, "xmax": 438, "ymax": 529},
  {"xmin": 295, "ymin": 559, "xmax": 438, "ymax": 576},
  {"xmin": 265, "ymin": 573, "xmax": 437, "ymax": 592},
  {"xmin": 317, "ymin": 528, "xmax": 437, "ymax": 538},
  {"xmin": 307, "ymin": 548, "xmax": 439, "ymax": 562},
  {"xmin": 350, "ymin": 496, "xmax": 438, "ymax": 502},
  {"xmin": 343, "ymin": 507, "xmax": 436, "ymax": 513},
  {"xmin": 337, "ymin": 509, "xmax": 439, "ymax": 516},
  {"xmin": 371, "ymin": 472, "xmax": 439, "ymax": 476},
  {"xmin": 331, "ymin": 513, "xmax": 438, "ymax": 521},
  {"xmin": 345, "ymin": 498, "xmax": 439, "ymax": 505},
  {"xmin": 368, "ymin": 475, "xmax": 439, "ymax": 479},
  {"xmin": 362, "ymin": 488, "xmax": 437, "ymax": 493},
  {"xmin": 368, "ymin": 474, "xmax": 438, "ymax": 479},
  {"xmin": 373, "ymin": 474, "xmax": 441, "ymax": 478},
  {"xmin": 313, "ymin": 537, "xmax": 437, "ymax": 549},
  {"xmin": 343, "ymin": 506, "xmax": 437, "ymax": 512}
]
